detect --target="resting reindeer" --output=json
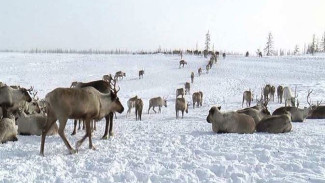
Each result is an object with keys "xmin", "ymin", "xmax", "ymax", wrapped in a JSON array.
[
  {"xmin": 114, "ymin": 71, "xmax": 126, "ymax": 80},
  {"xmin": 0, "ymin": 117, "xmax": 18, "ymax": 143},
  {"xmin": 139, "ymin": 70, "xmax": 144, "ymax": 79},
  {"xmin": 198, "ymin": 68, "xmax": 202, "ymax": 76},
  {"xmin": 242, "ymin": 90, "xmax": 253, "ymax": 108},
  {"xmin": 277, "ymin": 85, "xmax": 284, "ymax": 103},
  {"xmin": 256, "ymin": 112, "xmax": 292, "ymax": 133},
  {"xmin": 179, "ymin": 60, "xmax": 187, "ymax": 68},
  {"xmin": 185, "ymin": 82, "xmax": 190, "ymax": 95},
  {"xmin": 135, "ymin": 98, "xmax": 143, "ymax": 121},
  {"xmin": 307, "ymin": 103, "xmax": 325, "ymax": 119},
  {"xmin": 71, "ymin": 80, "xmax": 118, "ymax": 139},
  {"xmin": 237, "ymin": 99, "xmax": 270, "ymax": 125},
  {"xmin": 40, "ymin": 84, "xmax": 124, "ymax": 156},
  {"xmin": 17, "ymin": 110, "xmax": 58, "ymax": 136},
  {"xmin": 175, "ymin": 98, "xmax": 189, "ymax": 119},
  {"xmin": 148, "ymin": 97, "xmax": 167, "ymax": 114},
  {"xmin": 283, "ymin": 86, "xmax": 297, "ymax": 107},
  {"xmin": 0, "ymin": 86, "xmax": 32, "ymax": 118},
  {"xmin": 127, "ymin": 95, "xmax": 138, "ymax": 116},
  {"xmin": 176, "ymin": 88, "xmax": 185, "ymax": 98},
  {"xmin": 274, "ymin": 90, "xmax": 319, "ymax": 122},
  {"xmin": 206, "ymin": 106, "xmax": 255, "ymax": 134},
  {"xmin": 192, "ymin": 91, "xmax": 203, "ymax": 108},
  {"xmin": 191, "ymin": 72, "xmax": 194, "ymax": 83}
]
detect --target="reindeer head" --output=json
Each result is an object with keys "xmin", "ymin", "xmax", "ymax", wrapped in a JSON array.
[{"xmin": 109, "ymin": 79, "xmax": 124, "ymax": 113}]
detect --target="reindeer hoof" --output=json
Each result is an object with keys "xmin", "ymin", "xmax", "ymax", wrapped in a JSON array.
[
  {"xmin": 89, "ymin": 145, "xmax": 96, "ymax": 150},
  {"xmin": 70, "ymin": 148, "xmax": 77, "ymax": 154},
  {"xmin": 71, "ymin": 132, "xmax": 76, "ymax": 136},
  {"xmin": 109, "ymin": 132, "xmax": 114, "ymax": 137},
  {"xmin": 101, "ymin": 135, "xmax": 109, "ymax": 140}
]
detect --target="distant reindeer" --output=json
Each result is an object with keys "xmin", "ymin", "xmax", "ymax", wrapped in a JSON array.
[
  {"xmin": 148, "ymin": 97, "xmax": 167, "ymax": 114},
  {"xmin": 176, "ymin": 88, "xmax": 185, "ymax": 98},
  {"xmin": 277, "ymin": 85, "xmax": 284, "ymax": 103},
  {"xmin": 222, "ymin": 53, "xmax": 226, "ymax": 59},
  {"xmin": 206, "ymin": 64, "xmax": 210, "ymax": 73},
  {"xmin": 198, "ymin": 68, "xmax": 202, "ymax": 76},
  {"xmin": 179, "ymin": 60, "xmax": 187, "ymax": 68},
  {"xmin": 114, "ymin": 71, "xmax": 126, "ymax": 80},
  {"xmin": 102, "ymin": 74, "xmax": 113, "ymax": 82},
  {"xmin": 139, "ymin": 70, "xmax": 144, "ymax": 79},
  {"xmin": 191, "ymin": 72, "xmax": 194, "ymax": 83},
  {"xmin": 135, "ymin": 98, "xmax": 144, "ymax": 121},
  {"xmin": 263, "ymin": 84, "xmax": 271, "ymax": 101},
  {"xmin": 242, "ymin": 90, "xmax": 253, "ymax": 108},
  {"xmin": 185, "ymin": 82, "xmax": 191, "ymax": 94},
  {"xmin": 270, "ymin": 86, "xmax": 275, "ymax": 101}
]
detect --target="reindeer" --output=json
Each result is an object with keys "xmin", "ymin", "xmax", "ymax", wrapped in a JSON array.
[
  {"xmin": 102, "ymin": 74, "xmax": 113, "ymax": 82},
  {"xmin": 307, "ymin": 103, "xmax": 325, "ymax": 119},
  {"xmin": 0, "ymin": 86, "xmax": 32, "ymax": 118},
  {"xmin": 256, "ymin": 112, "xmax": 292, "ymax": 133},
  {"xmin": 179, "ymin": 60, "xmax": 187, "ymax": 68},
  {"xmin": 148, "ymin": 97, "xmax": 167, "ymax": 114},
  {"xmin": 176, "ymin": 88, "xmax": 185, "ymax": 98},
  {"xmin": 114, "ymin": 71, "xmax": 126, "ymax": 80},
  {"xmin": 237, "ymin": 99, "xmax": 270, "ymax": 125},
  {"xmin": 17, "ymin": 110, "xmax": 58, "ymax": 136},
  {"xmin": 263, "ymin": 85, "xmax": 271, "ymax": 101},
  {"xmin": 70, "ymin": 80, "xmax": 119, "ymax": 139},
  {"xmin": 175, "ymin": 98, "xmax": 189, "ymax": 119},
  {"xmin": 192, "ymin": 91, "xmax": 203, "ymax": 108},
  {"xmin": 0, "ymin": 117, "xmax": 18, "ymax": 143},
  {"xmin": 206, "ymin": 64, "xmax": 210, "ymax": 73},
  {"xmin": 185, "ymin": 82, "xmax": 190, "ymax": 94},
  {"xmin": 40, "ymin": 83, "xmax": 124, "ymax": 156},
  {"xmin": 70, "ymin": 81, "xmax": 78, "ymax": 88},
  {"xmin": 206, "ymin": 106, "xmax": 255, "ymax": 134},
  {"xmin": 198, "ymin": 68, "xmax": 202, "ymax": 76},
  {"xmin": 242, "ymin": 90, "xmax": 253, "ymax": 108},
  {"xmin": 127, "ymin": 96, "xmax": 138, "ymax": 116},
  {"xmin": 135, "ymin": 98, "xmax": 143, "ymax": 121},
  {"xmin": 191, "ymin": 72, "xmax": 194, "ymax": 83},
  {"xmin": 274, "ymin": 90, "xmax": 320, "ymax": 122},
  {"xmin": 283, "ymin": 86, "xmax": 297, "ymax": 107},
  {"xmin": 270, "ymin": 86, "xmax": 275, "ymax": 101},
  {"xmin": 277, "ymin": 85, "xmax": 284, "ymax": 103},
  {"xmin": 139, "ymin": 70, "xmax": 144, "ymax": 79}
]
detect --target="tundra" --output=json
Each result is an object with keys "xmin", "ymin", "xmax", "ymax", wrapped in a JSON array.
[
  {"xmin": 148, "ymin": 97, "xmax": 167, "ymax": 114},
  {"xmin": 206, "ymin": 106, "xmax": 255, "ymax": 134},
  {"xmin": 175, "ymin": 98, "xmax": 189, "ymax": 119},
  {"xmin": 40, "ymin": 85, "xmax": 124, "ymax": 156}
]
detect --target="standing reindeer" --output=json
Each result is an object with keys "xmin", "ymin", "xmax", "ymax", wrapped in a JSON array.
[
  {"xmin": 198, "ymin": 68, "xmax": 202, "ymax": 76},
  {"xmin": 185, "ymin": 82, "xmax": 191, "ymax": 95},
  {"xmin": 179, "ymin": 60, "xmax": 187, "ymax": 68},
  {"xmin": 277, "ymin": 85, "xmax": 284, "ymax": 103},
  {"xmin": 206, "ymin": 64, "xmax": 210, "ymax": 73},
  {"xmin": 263, "ymin": 84, "xmax": 271, "ymax": 101},
  {"xmin": 242, "ymin": 90, "xmax": 253, "ymax": 108},
  {"xmin": 283, "ymin": 86, "xmax": 297, "ymax": 107},
  {"xmin": 148, "ymin": 97, "xmax": 167, "ymax": 114},
  {"xmin": 270, "ymin": 86, "xmax": 275, "ymax": 101},
  {"xmin": 139, "ymin": 70, "xmax": 144, "ymax": 79},
  {"xmin": 192, "ymin": 91, "xmax": 203, "ymax": 108},
  {"xmin": 135, "ymin": 98, "xmax": 143, "ymax": 121},
  {"xmin": 127, "ymin": 96, "xmax": 138, "ymax": 116},
  {"xmin": 191, "ymin": 72, "xmax": 194, "ymax": 83},
  {"xmin": 114, "ymin": 71, "xmax": 126, "ymax": 80},
  {"xmin": 176, "ymin": 88, "xmax": 185, "ymax": 98}
]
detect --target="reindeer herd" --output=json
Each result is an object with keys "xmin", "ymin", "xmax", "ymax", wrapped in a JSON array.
[{"xmin": 0, "ymin": 53, "xmax": 325, "ymax": 156}]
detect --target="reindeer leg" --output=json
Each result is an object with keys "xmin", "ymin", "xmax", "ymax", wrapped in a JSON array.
[
  {"xmin": 76, "ymin": 119, "xmax": 90, "ymax": 151},
  {"xmin": 40, "ymin": 114, "xmax": 57, "ymax": 156},
  {"xmin": 86, "ymin": 119, "xmax": 95, "ymax": 150},
  {"xmin": 71, "ymin": 119, "xmax": 77, "ymax": 135},
  {"xmin": 148, "ymin": 106, "xmax": 151, "ymax": 114},
  {"xmin": 78, "ymin": 120, "xmax": 81, "ymax": 130},
  {"xmin": 58, "ymin": 118, "xmax": 76, "ymax": 154},
  {"xmin": 153, "ymin": 106, "xmax": 157, "ymax": 113},
  {"xmin": 182, "ymin": 110, "xmax": 184, "ymax": 118}
]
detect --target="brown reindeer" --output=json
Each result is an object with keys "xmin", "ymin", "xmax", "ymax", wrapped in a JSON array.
[
  {"xmin": 198, "ymin": 68, "xmax": 202, "ymax": 76},
  {"xmin": 206, "ymin": 64, "xmax": 210, "ymax": 73},
  {"xmin": 40, "ymin": 82, "xmax": 124, "ymax": 156},
  {"xmin": 237, "ymin": 101, "xmax": 270, "ymax": 126},
  {"xmin": 139, "ymin": 70, "xmax": 144, "ymax": 79},
  {"xmin": 256, "ymin": 112, "xmax": 292, "ymax": 133},
  {"xmin": 179, "ymin": 60, "xmax": 187, "ymax": 68},
  {"xmin": 270, "ymin": 86, "xmax": 275, "ymax": 101},
  {"xmin": 206, "ymin": 106, "xmax": 255, "ymax": 134},
  {"xmin": 148, "ymin": 97, "xmax": 167, "ymax": 114},
  {"xmin": 102, "ymin": 74, "xmax": 113, "ymax": 83},
  {"xmin": 192, "ymin": 92, "xmax": 203, "ymax": 108},
  {"xmin": 277, "ymin": 85, "xmax": 284, "ymax": 103},
  {"xmin": 114, "ymin": 71, "xmax": 126, "ymax": 80},
  {"xmin": 191, "ymin": 72, "xmax": 194, "ymax": 83},
  {"xmin": 175, "ymin": 98, "xmax": 189, "ymax": 119},
  {"xmin": 127, "ymin": 95, "xmax": 138, "ymax": 116},
  {"xmin": 263, "ymin": 84, "xmax": 271, "ymax": 101},
  {"xmin": 185, "ymin": 82, "xmax": 190, "ymax": 95},
  {"xmin": 242, "ymin": 90, "xmax": 253, "ymax": 108},
  {"xmin": 176, "ymin": 88, "xmax": 185, "ymax": 98},
  {"xmin": 135, "ymin": 98, "xmax": 143, "ymax": 121}
]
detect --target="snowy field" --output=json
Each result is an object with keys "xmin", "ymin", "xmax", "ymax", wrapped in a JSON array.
[{"xmin": 1, "ymin": 52, "xmax": 325, "ymax": 182}]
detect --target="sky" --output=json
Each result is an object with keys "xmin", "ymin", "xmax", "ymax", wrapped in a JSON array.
[{"xmin": 0, "ymin": 0, "xmax": 324, "ymax": 53}]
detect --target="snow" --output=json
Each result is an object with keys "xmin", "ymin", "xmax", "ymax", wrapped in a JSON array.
[{"xmin": 1, "ymin": 52, "xmax": 325, "ymax": 182}]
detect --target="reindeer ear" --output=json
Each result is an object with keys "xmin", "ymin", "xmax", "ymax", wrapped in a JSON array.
[{"xmin": 217, "ymin": 106, "xmax": 221, "ymax": 110}]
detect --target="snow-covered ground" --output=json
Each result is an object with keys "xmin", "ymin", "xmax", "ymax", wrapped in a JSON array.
[{"xmin": 1, "ymin": 52, "xmax": 325, "ymax": 182}]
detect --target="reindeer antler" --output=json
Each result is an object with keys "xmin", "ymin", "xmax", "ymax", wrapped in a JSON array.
[{"xmin": 307, "ymin": 89, "xmax": 313, "ymax": 106}]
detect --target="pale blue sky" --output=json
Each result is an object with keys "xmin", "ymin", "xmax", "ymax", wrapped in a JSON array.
[{"xmin": 0, "ymin": 0, "xmax": 324, "ymax": 53}]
